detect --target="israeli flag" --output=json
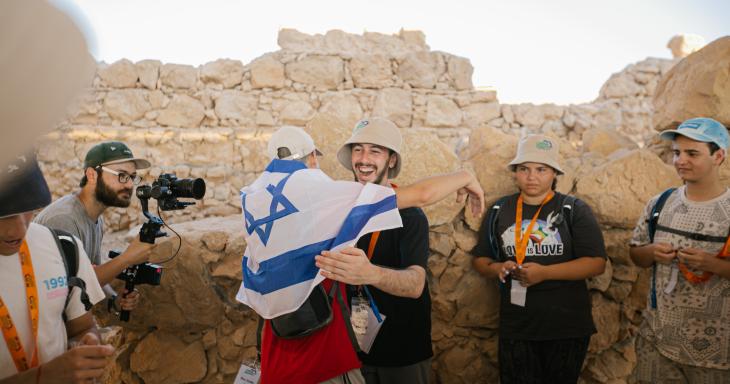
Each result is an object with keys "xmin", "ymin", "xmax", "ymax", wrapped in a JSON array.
[{"xmin": 235, "ymin": 159, "xmax": 403, "ymax": 318}]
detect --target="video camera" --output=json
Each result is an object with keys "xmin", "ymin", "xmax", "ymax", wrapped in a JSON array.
[
  {"xmin": 135, "ymin": 173, "xmax": 206, "ymax": 244},
  {"xmin": 114, "ymin": 173, "xmax": 205, "ymax": 322}
]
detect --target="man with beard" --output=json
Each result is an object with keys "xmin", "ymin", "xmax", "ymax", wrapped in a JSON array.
[
  {"xmin": 316, "ymin": 117, "xmax": 433, "ymax": 384},
  {"xmin": 34, "ymin": 141, "xmax": 154, "ymax": 312}
]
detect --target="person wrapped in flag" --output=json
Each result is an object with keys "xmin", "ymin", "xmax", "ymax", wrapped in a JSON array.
[{"xmin": 235, "ymin": 125, "xmax": 484, "ymax": 384}]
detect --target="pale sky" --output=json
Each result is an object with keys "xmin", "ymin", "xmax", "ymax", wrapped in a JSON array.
[{"xmin": 54, "ymin": 0, "xmax": 728, "ymax": 105}]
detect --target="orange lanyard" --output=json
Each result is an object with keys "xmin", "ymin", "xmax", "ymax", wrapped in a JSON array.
[
  {"xmin": 514, "ymin": 192, "xmax": 554, "ymax": 265},
  {"xmin": 366, "ymin": 232, "xmax": 380, "ymax": 260},
  {"xmin": 0, "ymin": 240, "xmax": 40, "ymax": 372},
  {"xmin": 677, "ymin": 236, "xmax": 730, "ymax": 284}
]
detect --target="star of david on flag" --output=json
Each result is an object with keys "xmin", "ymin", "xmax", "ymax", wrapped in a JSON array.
[{"xmin": 236, "ymin": 159, "xmax": 403, "ymax": 318}]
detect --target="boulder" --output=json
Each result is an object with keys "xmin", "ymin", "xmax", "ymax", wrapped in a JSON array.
[
  {"xmin": 653, "ymin": 36, "xmax": 730, "ymax": 130},
  {"xmin": 447, "ymin": 56, "xmax": 474, "ymax": 90},
  {"xmin": 136, "ymin": 60, "xmax": 160, "ymax": 89},
  {"xmin": 667, "ymin": 34, "xmax": 706, "ymax": 59},
  {"xmin": 582, "ymin": 128, "xmax": 638, "ymax": 156},
  {"xmin": 575, "ymin": 149, "xmax": 681, "ymax": 228},
  {"xmin": 104, "ymin": 89, "xmax": 151, "ymax": 124},
  {"xmin": 130, "ymin": 331, "xmax": 207, "ymax": 384}
]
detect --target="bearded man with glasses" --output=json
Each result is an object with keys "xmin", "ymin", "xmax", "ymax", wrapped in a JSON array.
[{"xmin": 35, "ymin": 142, "xmax": 156, "ymax": 314}]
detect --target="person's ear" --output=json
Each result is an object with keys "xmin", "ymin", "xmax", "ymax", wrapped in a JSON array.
[{"xmin": 85, "ymin": 167, "xmax": 98, "ymax": 185}]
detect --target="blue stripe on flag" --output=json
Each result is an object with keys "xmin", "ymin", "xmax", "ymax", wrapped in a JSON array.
[
  {"xmin": 265, "ymin": 159, "xmax": 307, "ymax": 174},
  {"xmin": 242, "ymin": 193, "xmax": 398, "ymax": 294}
]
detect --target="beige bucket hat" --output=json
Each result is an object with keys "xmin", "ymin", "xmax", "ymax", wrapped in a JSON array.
[
  {"xmin": 508, "ymin": 134, "xmax": 564, "ymax": 174},
  {"xmin": 337, "ymin": 117, "xmax": 403, "ymax": 178}
]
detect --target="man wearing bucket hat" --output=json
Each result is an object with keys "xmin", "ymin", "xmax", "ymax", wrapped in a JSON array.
[
  {"xmin": 630, "ymin": 117, "xmax": 730, "ymax": 383},
  {"xmin": 250, "ymin": 124, "xmax": 484, "ymax": 384},
  {"xmin": 0, "ymin": 155, "xmax": 111, "ymax": 382},
  {"xmin": 35, "ymin": 141, "xmax": 156, "ymax": 312},
  {"xmin": 471, "ymin": 134, "xmax": 606, "ymax": 383},
  {"xmin": 315, "ymin": 117, "xmax": 453, "ymax": 383}
]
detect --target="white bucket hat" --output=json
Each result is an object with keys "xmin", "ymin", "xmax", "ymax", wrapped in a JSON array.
[
  {"xmin": 508, "ymin": 134, "xmax": 564, "ymax": 174},
  {"xmin": 337, "ymin": 117, "xmax": 403, "ymax": 178}
]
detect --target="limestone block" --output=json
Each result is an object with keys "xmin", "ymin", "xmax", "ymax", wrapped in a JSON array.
[
  {"xmin": 463, "ymin": 102, "xmax": 501, "ymax": 128},
  {"xmin": 582, "ymin": 128, "xmax": 638, "ymax": 157},
  {"xmin": 104, "ymin": 89, "xmax": 151, "ymax": 124},
  {"xmin": 98, "ymin": 59, "xmax": 137, "ymax": 88},
  {"xmin": 398, "ymin": 131, "xmax": 464, "ymax": 226},
  {"xmin": 667, "ymin": 34, "xmax": 706, "ymax": 59},
  {"xmin": 653, "ymin": 36, "xmax": 730, "ymax": 130},
  {"xmin": 214, "ymin": 91, "xmax": 257, "ymax": 121},
  {"xmin": 371, "ymin": 88, "xmax": 412, "ymax": 128},
  {"xmin": 200, "ymin": 59, "xmax": 244, "ymax": 88},
  {"xmin": 307, "ymin": 112, "xmax": 355, "ymax": 181},
  {"xmin": 589, "ymin": 292, "xmax": 620, "ymax": 354},
  {"xmin": 397, "ymin": 51, "xmax": 443, "ymax": 89},
  {"xmin": 160, "ymin": 64, "xmax": 198, "ymax": 89},
  {"xmin": 250, "ymin": 55, "xmax": 286, "ymax": 89},
  {"xmin": 136, "ymin": 60, "xmax": 161, "ymax": 89},
  {"xmin": 285, "ymin": 55, "xmax": 344, "ymax": 90},
  {"xmin": 599, "ymin": 72, "xmax": 643, "ymax": 99},
  {"xmin": 157, "ymin": 95, "xmax": 205, "ymax": 128},
  {"xmin": 425, "ymin": 95, "xmax": 462, "ymax": 127},
  {"xmin": 349, "ymin": 54, "xmax": 393, "ymax": 88},
  {"xmin": 319, "ymin": 94, "xmax": 363, "ymax": 128},
  {"xmin": 512, "ymin": 103, "xmax": 564, "ymax": 127},
  {"xmin": 447, "ymin": 56, "xmax": 474, "ymax": 90},
  {"xmin": 280, "ymin": 100, "xmax": 315, "ymax": 125},
  {"xmin": 130, "ymin": 332, "xmax": 206, "ymax": 384},
  {"xmin": 575, "ymin": 149, "xmax": 681, "ymax": 228}
]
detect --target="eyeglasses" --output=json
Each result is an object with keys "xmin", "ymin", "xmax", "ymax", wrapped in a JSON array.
[{"xmin": 99, "ymin": 166, "xmax": 142, "ymax": 185}]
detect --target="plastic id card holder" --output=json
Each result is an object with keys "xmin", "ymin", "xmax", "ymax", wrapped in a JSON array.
[
  {"xmin": 352, "ymin": 288, "xmax": 386, "ymax": 353},
  {"xmin": 235, "ymin": 360, "xmax": 261, "ymax": 384},
  {"xmin": 510, "ymin": 281, "xmax": 527, "ymax": 307}
]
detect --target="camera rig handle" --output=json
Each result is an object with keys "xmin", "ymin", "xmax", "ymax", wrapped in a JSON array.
[
  {"xmin": 119, "ymin": 269, "xmax": 137, "ymax": 322},
  {"xmin": 139, "ymin": 196, "xmax": 167, "ymax": 244}
]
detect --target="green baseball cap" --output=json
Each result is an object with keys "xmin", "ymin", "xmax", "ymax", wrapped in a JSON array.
[{"xmin": 83, "ymin": 141, "xmax": 150, "ymax": 169}]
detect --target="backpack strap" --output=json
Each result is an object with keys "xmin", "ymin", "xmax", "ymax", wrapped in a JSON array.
[
  {"xmin": 333, "ymin": 282, "xmax": 361, "ymax": 354},
  {"xmin": 49, "ymin": 228, "xmax": 93, "ymax": 322},
  {"xmin": 560, "ymin": 195, "xmax": 576, "ymax": 236},
  {"xmin": 486, "ymin": 197, "xmax": 509, "ymax": 262},
  {"xmin": 646, "ymin": 188, "xmax": 676, "ymax": 310}
]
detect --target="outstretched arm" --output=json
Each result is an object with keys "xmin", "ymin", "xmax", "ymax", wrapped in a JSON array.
[{"xmin": 395, "ymin": 170, "xmax": 484, "ymax": 216}]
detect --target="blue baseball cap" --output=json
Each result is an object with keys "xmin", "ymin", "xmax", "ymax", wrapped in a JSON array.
[{"xmin": 660, "ymin": 117, "xmax": 729, "ymax": 150}]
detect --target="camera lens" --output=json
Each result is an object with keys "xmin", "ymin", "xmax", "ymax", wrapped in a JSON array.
[{"xmin": 171, "ymin": 178, "xmax": 206, "ymax": 199}]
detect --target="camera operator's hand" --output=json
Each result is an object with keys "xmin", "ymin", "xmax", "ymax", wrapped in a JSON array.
[
  {"xmin": 118, "ymin": 288, "xmax": 140, "ymax": 311},
  {"xmin": 40, "ymin": 333, "xmax": 114, "ymax": 383},
  {"xmin": 123, "ymin": 237, "xmax": 155, "ymax": 265}
]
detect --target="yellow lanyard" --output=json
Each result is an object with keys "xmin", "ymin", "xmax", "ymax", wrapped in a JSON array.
[
  {"xmin": 514, "ymin": 192, "xmax": 554, "ymax": 265},
  {"xmin": 0, "ymin": 240, "xmax": 40, "ymax": 372}
]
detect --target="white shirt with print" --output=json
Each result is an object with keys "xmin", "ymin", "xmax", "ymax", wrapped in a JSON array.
[{"xmin": 0, "ymin": 223, "xmax": 105, "ymax": 379}]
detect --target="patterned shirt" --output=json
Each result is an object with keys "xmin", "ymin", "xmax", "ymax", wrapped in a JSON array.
[{"xmin": 631, "ymin": 186, "xmax": 730, "ymax": 369}]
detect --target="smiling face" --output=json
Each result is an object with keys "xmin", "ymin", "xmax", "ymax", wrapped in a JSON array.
[
  {"xmin": 514, "ymin": 162, "xmax": 557, "ymax": 199},
  {"xmin": 350, "ymin": 143, "xmax": 397, "ymax": 186},
  {"xmin": 672, "ymin": 135, "xmax": 725, "ymax": 184},
  {"xmin": 0, "ymin": 212, "xmax": 34, "ymax": 256},
  {"xmin": 90, "ymin": 161, "xmax": 137, "ymax": 207}
]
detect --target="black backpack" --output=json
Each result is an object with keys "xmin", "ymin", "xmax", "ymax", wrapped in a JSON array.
[
  {"xmin": 48, "ymin": 228, "xmax": 93, "ymax": 321},
  {"xmin": 482, "ymin": 193, "xmax": 577, "ymax": 262}
]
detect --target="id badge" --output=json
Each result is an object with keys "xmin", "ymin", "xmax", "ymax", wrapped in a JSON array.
[
  {"xmin": 351, "ymin": 295, "xmax": 370, "ymax": 339},
  {"xmin": 235, "ymin": 360, "xmax": 260, "ymax": 384},
  {"xmin": 510, "ymin": 280, "xmax": 527, "ymax": 307}
]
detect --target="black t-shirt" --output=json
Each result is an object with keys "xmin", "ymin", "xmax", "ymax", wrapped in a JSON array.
[
  {"xmin": 472, "ymin": 192, "xmax": 607, "ymax": 341},
  {"xmin": 354, "ymin": 207, "xmax": 433, "ymax": 367}
]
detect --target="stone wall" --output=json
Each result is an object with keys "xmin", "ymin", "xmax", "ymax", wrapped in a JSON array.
[{"xmin": 36, "ymin": 30, "xmax": 695, "ymax": 383}]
